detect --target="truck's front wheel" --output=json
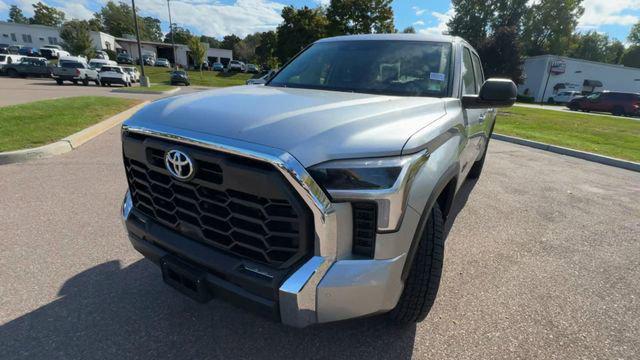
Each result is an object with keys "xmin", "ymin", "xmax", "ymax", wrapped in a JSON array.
[{"xmin": 389, "ymin": 203, "xmax": 444, "ymax": 324}]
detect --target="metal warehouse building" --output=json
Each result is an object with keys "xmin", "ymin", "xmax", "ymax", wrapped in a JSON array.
[{"xmin": 518, "ymin": 55, "xmax": 640, "ymax": 102}]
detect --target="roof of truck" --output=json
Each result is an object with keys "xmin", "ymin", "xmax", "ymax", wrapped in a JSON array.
[{"xmin": 317, "ymin": 33, "xmax": 464, "ymax": 44}]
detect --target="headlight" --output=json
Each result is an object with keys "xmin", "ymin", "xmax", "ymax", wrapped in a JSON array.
[
  {"xmin": 308, "ymin": 157, "xmax": 409, "ymax": 191},
  {"xmin": 307, "ymin": 151, "xmax": 428, "ymax": 231}
]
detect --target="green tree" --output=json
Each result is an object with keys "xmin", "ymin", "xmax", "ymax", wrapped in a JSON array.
[
  {"xmin": 568, "ymin": 31, "xmax": 612, "ymax": 62},
  {"xmin": 521, "ymin": 0, "xmax": 584, "ymax": 56},
  {"xmin": 402, "ymin": 26, "xmax": 416, "ymax": 34},
  {"xmin": 164, "ymin": 25, "xmax": 192, "ymax": 45},
  {"xmin": 60, "ymin": 20, "xmax": 94, "ymax": 57},
  {"xmin": 94, "ymin": 1, "xmax": 135, "ymax": 37},
  {"xmin": 142, "ymin": 17, "xmax": 163, "ymax": 42},
  {"xmin": 200, "ymin": 35, "xmax": 222, "ymax": 49},
  {"xmin": 8, "ymin": 5, "xmax": 29, "ymax": 24},
  {"xmin": 628, "ymin": 21, "xmax": 640, "ymax": 46},
  {"xmin": 605, "ymin": 40, "xmax": 625, "ymax": 64},
  {"xmin": 478, "ymin": 26, "xmax": 524, "ymax": 84},
  {"xmin": 276, "ymin": 6, "xmax": 328, "ymax": 62},
  {"xmin": 327, "ymin": 0, "xmax": 394, "ymax": 35},
  {"xmin": 621, "ymin": 46, "xmax": 640, "ymax": 68},
  {"xmin": 221, "ymin": 34, "xmax": 241, "ymax": 50},
  {"xmin": 30, "ymin": 2, "xmax": 65, "ymax": 27},
  {"xmin": 233, "ymin": 33, "xmax": 261, "ymax": 62},
  {"xmin": 94, "ymin": 1, "xmax": 162, "ymax": 42},
  {"xmin": 255, "ymin": 31, "xmax": 278, "ymax": 68},
  {"xmin": 447, "ymin": 0, "xmax": 494, "ymax": 48},
  {"xmin": 187, "ymin": 36, "xmax": 206, "ymax": 73},
  {"xmin": 447, "ymin": 0, "xmax": 528, "ymax": 49}
]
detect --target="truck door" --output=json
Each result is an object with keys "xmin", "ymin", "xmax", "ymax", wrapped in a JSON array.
[{"xmin": 460, "ymin": 47, "xmax": 487, "ymax": 177}]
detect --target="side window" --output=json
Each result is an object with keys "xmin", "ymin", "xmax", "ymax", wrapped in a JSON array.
[
  {"xmin": 471, "ymin": 52, "xmax": 484, "ymax": 91},
  {"xmin": 461, "ymin": 48, "xmax": 477, "ymax": 95}
]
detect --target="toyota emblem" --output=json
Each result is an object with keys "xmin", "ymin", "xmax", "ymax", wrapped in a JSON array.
[{"xmin": 165, "ymin": 149, "xmax": 194, "ymax": 180}]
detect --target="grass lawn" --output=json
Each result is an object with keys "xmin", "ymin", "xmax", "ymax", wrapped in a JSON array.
[
  {"xmin": 496, "ymin": 107, "xmax": 640, "ymax": 162},
  {"xmin": 117, "ymin": 84, "xmax": 177, "ymax": 93},
  {"xmin": 0, "ymin": 96, "xmax": 141, "ymax": 152},
  {"xmin": 138, "ymin": 66, "xmax": 253, "ymax": 87}
]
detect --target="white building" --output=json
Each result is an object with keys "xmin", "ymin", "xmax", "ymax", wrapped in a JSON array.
[
  {"xmin": 116, "ymin": 37, "xmax": 233, "ymax": 67},
  {"xmin": 0, "ymin": 21, "xmax": 233, "ymax": 67},
  {"xmin": 519, "ymin": 55, "xmax": 640, "ymax": 102},
  {"xmin": 0, "ymin": 21, "xmax": 116, "ymax": 52}
]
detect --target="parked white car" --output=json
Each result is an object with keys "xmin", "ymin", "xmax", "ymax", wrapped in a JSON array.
[
  {"xmin": 95, "ymin": 50, "xmax": 110, "ymax": 60},
  {"xmin": 246, "ymin": 70, "xmax": 277, "ymax": 85},
  {"xmin": 0, "ymin": 54, "xmax": 24, "ymax": 73},
  {"xmin": 122, "ymin": 66, "xmax": 140, "ymax": 83},
  {"xmin": 552, "ymin": 91, "xmax": 581, "ymax": 104},
  {"xmin": 228, "ymin": 60, "xmax": 246, "ymax": 72},
  {"xmin": 88, "ymin": 58, "xmax": 118, "ymax": 70},
  {"xmin": 97, "ymin": 65, "xmax": 132, "ymax": 87},
  {"xmin": 40, "ymin": 45, "xmax": 70, "ymax": 59}
]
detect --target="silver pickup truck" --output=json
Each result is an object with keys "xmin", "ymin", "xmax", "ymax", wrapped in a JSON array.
[
  {"xmin": 52, "ymin": 59, "xmax": 99, "ymax": 86},
  {"xmin": 120, "ymin": 34, "xmax": 516, "ymax": 327}
]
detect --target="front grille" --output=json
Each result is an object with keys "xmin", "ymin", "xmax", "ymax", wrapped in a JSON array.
[{"xmin": 122, "ymin": 133, "xmax": 313, "ymax": 269}]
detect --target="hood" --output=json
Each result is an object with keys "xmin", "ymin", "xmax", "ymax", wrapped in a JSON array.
[{"xmin": 125, "ymin": 85, "xmax": 447, "ymax": 166}]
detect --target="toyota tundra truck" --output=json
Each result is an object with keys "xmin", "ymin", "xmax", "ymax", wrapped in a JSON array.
[{"xmin": 121, "ymin": 34, "xmax": 516, "ymax": 327}]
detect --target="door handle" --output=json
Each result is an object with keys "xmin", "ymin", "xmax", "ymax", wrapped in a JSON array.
[{"xmin": 478, "ymin": 114, "xmax": 486, "ymax": 123}]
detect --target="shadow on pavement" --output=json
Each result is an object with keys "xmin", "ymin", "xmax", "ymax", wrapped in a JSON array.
[
  {"xmin": 1, "ymin": 260, "xmax": 417, "ymax": 360},
  {"xmin": 444, "ymin": 177, "xmax": 478, "ymax": 238}
]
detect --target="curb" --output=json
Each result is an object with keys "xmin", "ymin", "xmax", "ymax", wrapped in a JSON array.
[
  {"xmin": 493, "ymin": 133, "xmax": 640, "ymax": 172},
  {"xmin": 0, "ymin": 101, "xmax": 150, "ymax": 165},
  {"xmin": 111, "ymin": 87, "xmax": 180, "ymax": 95}
]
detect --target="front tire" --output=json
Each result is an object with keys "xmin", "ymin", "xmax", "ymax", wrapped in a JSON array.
[
  {"xmin": 612, "ymin": 106, "xmax": 625, "ymax": 116},
  {"xmin": 389, "ymin": 204, "xmax": 445, "ymax": 324}
]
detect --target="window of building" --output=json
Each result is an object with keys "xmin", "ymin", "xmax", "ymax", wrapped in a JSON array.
[
  {"xmin": 105, "ymin": 41, "xmax": 111, "ymax": 50},
  {"xmin": 22, "ymin": 34, "xmax": 32, "ymax": 43},
  {"xmin": 11, "ymin": 33, "xmax": 17, "ymax": 42},
  {"xmin": 48, "ymin": 37, "xmax": 58, "ymax": 45}
]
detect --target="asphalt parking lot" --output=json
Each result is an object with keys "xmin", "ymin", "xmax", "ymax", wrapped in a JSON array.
[
  {"xmin": 1, "ymin": 128, "xmax": 639, "ymax": 359},
  {"xmin": 0, "ymin": 77, "xmax": 205, "ymax": 106}
]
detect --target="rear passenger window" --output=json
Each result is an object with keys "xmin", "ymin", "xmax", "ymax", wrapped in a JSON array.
[
  {"xmin": 471, "ymin": 53, "xmax": 484, "ymax": 91},
  {"xmin": 462, "ymin": 48, "xmax": 476, "ymax": 95}
]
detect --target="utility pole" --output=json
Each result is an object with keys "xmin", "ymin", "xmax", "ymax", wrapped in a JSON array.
[
  {"xmin": 167, "ymin": 0, "xmax": 177, "ymax": 70},
  {"xmin": 132, "ymin": 0, "xmax": 149, "ymax": 87}
]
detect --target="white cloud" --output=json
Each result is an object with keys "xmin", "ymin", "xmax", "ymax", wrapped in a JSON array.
[
  {"xmin": 412, "ymin": 6, "xmax": 426, "ymax": 16},
  {"xmin": 413, "ymin": 20, "xmax": 425, "ymax": 26},
  {"xmin": 418, "ymin": 7, "xmax": 455, "ymax": 36},
  {"xmin": 0, "ymin": 0, "xmax": 8, "ymax": 12},
  {"xmin": 136, "ymin": 0, "xmax": 285, "ymax": 38},
  {"xmin": 579, "ymin": 0, "xmax": 640, "ymax": 28},
  {"xmin": 61, "ymin": 3, "xmax": 94, "ymax": 20},
  {"xmin": 314, "ymin": 0, "xmax": 330, "ymax": 6}
]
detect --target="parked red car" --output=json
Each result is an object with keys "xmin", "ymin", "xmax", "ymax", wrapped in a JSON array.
[{"xmin": 568, "ymin": 91, "xmax": 640, "ymax": 116}]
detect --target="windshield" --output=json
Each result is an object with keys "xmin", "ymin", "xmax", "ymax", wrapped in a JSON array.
[{"xmin": 269, "ymin": 40, "xmax": 452, "ymax": 97}]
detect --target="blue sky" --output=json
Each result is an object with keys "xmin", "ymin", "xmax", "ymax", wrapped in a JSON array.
[{"xmin": 0, "ymin": 0, "xmax": 638, "ymax": 43}]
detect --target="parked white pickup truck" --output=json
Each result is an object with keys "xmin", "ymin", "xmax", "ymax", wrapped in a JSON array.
[{"xmin": 52, "ymin": 58, "xmax": 99, "ymax": 86}]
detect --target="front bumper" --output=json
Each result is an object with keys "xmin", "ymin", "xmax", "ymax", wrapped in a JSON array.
[
  {"xmin": 123, "ymin": 191, "xmax": 409, "ymax": 326},
  {"xmin": 120, "ymin": 125, "xmax": 416, "ymax": 327}
]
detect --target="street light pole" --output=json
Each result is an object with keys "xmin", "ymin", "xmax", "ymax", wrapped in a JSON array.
[
  {"xmin": 131, "ymin": 0, "xmax": 149, "ymax": 87},
  {"xmin": 167, "ymin": 0, "xmax": 177, "ymax": 69}
]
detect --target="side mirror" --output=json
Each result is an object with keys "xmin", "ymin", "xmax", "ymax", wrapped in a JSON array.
[{"xmin": 462, "ymin": 78, "xmax": 517, "ymax": 109}]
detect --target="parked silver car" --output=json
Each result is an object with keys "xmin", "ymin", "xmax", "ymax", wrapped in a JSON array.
[{"xmin": 121, "ymin": 34, "xmax": 516, "ymax": 327}]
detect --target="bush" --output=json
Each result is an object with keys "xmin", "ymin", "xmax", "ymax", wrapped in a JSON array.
[
  {"xmin": 103, "ymin": 49, "xmax": 117, "ymax": 61},
  {"xmin": 517, "ymin": 94, "xmax": 535, "ymax": 103}
]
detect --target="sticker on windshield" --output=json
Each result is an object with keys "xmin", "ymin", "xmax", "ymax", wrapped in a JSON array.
[{"xmin": 430, "ymin": 72, "xmax": 446, "ymax": 82}]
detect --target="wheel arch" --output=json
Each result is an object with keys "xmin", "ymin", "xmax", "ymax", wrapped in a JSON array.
[{"xmin": 401, "ymin": 162, "xmax": 458, "ymax": 280}]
